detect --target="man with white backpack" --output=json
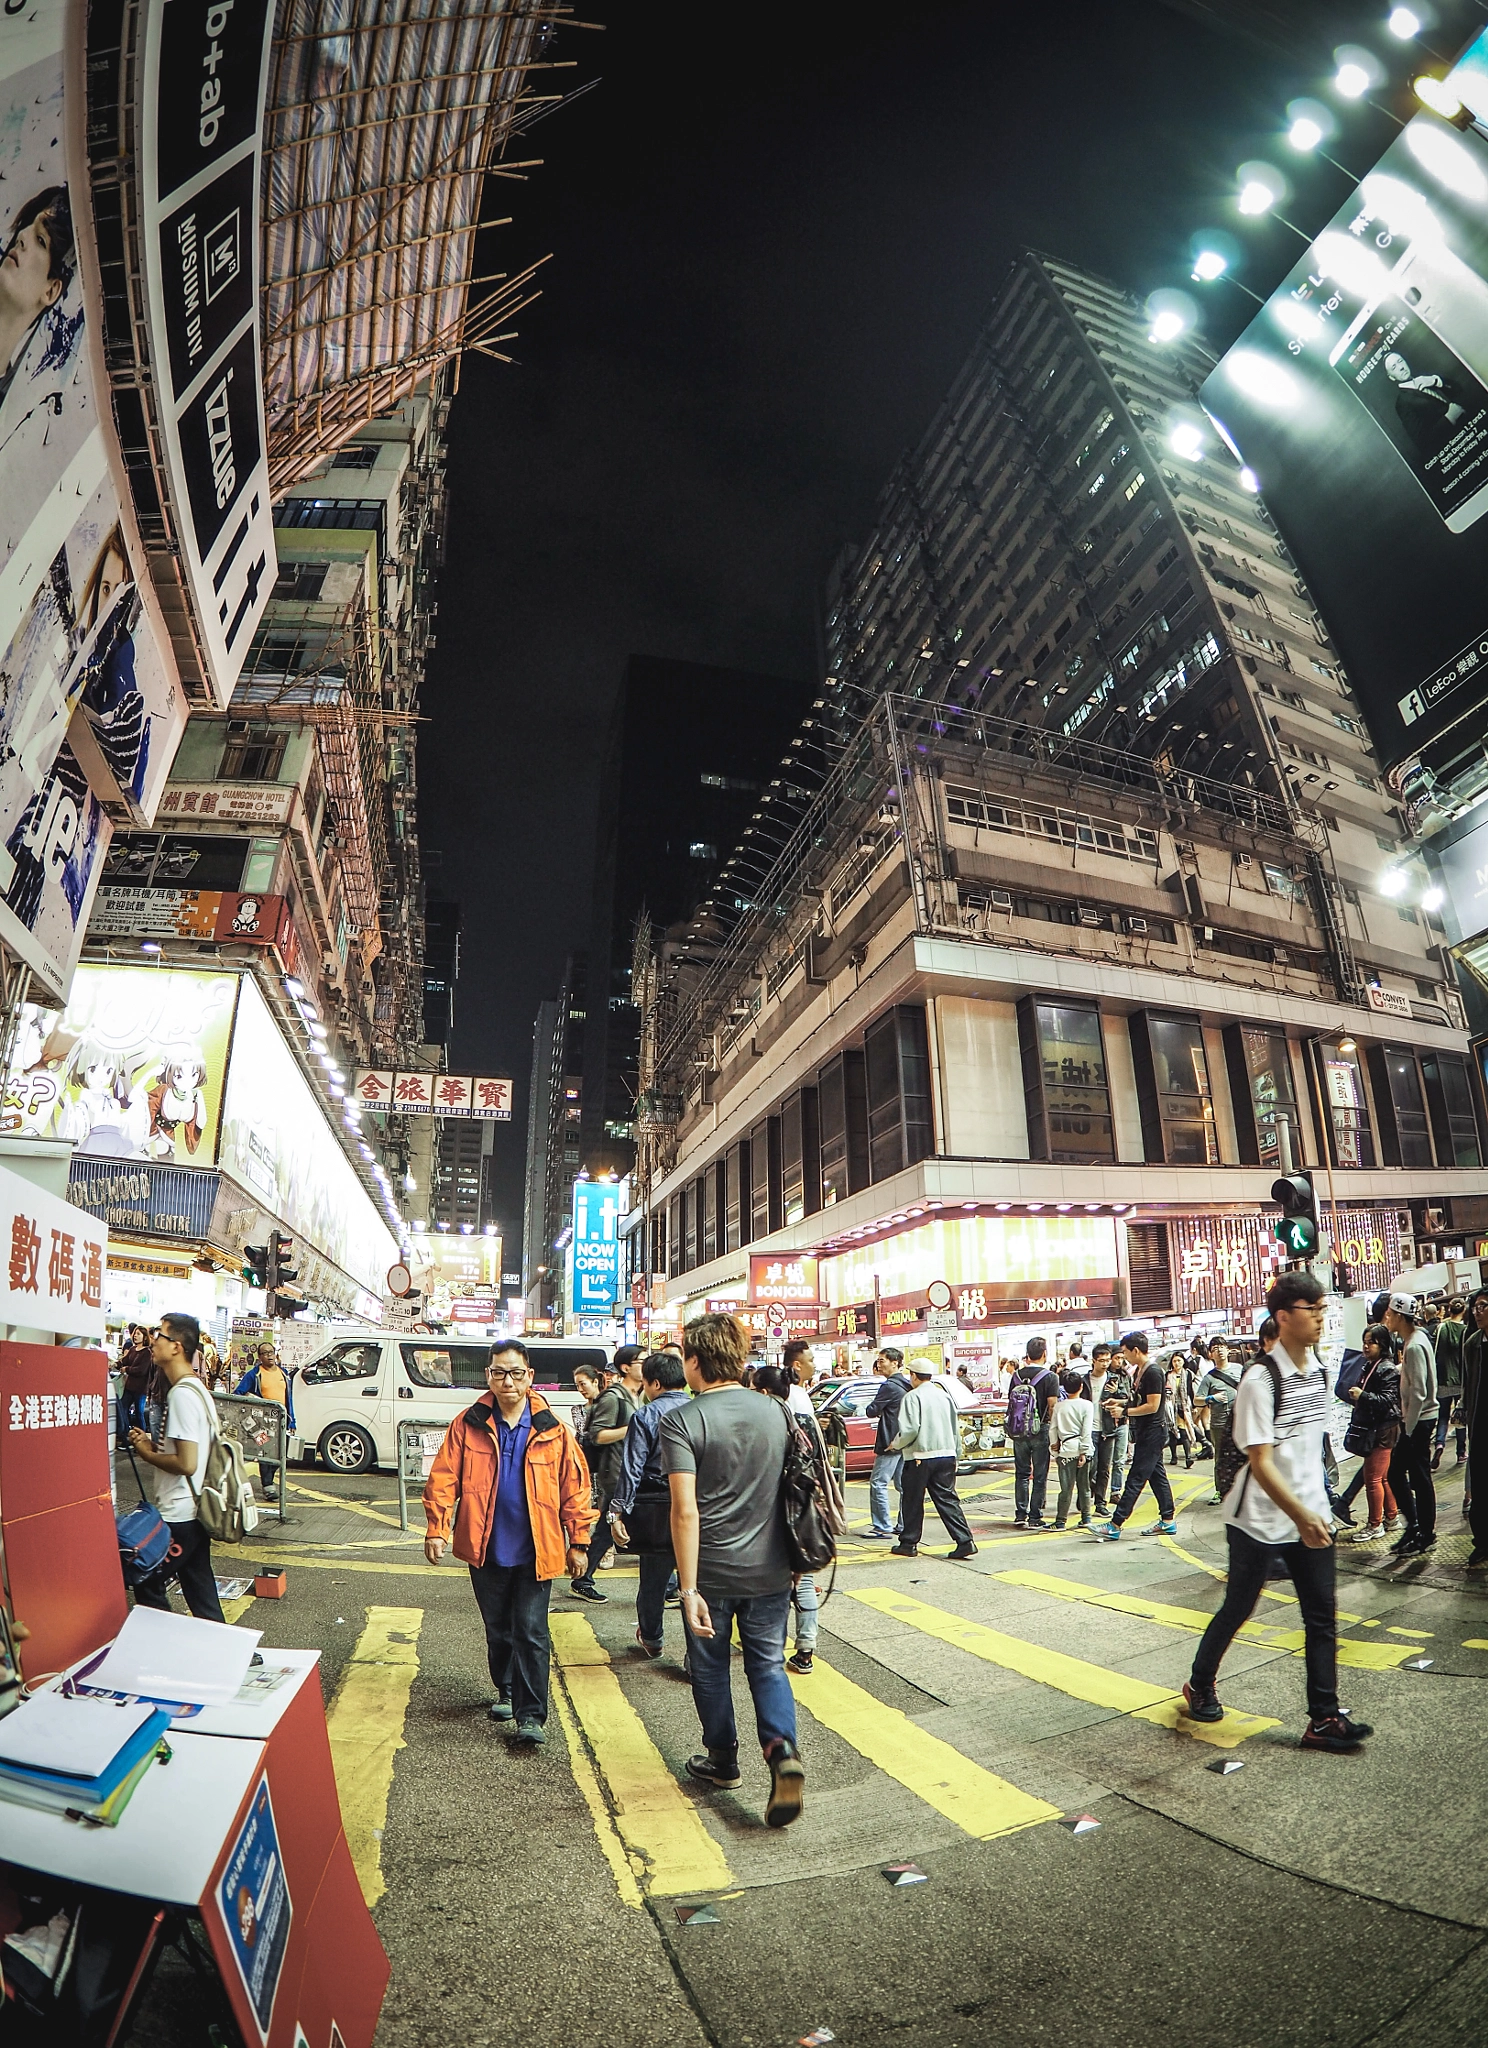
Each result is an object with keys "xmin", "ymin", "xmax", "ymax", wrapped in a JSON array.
[{"xmin": 128, "ymin": 1312, "xmax": 234, "ymax": 1621}]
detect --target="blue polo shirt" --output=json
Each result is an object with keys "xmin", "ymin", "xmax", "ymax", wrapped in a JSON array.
[{"xmin": 487, "ymin": 1406, "xmax": 536, "ymax": 1569}]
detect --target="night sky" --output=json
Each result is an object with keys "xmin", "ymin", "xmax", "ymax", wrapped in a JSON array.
[{"xmin": 418, "ymin": 0, "xmax": 1441, "ymax": 1234}]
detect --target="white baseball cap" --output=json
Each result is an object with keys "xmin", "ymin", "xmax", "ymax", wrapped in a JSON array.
[{"xmin": 1388, "ymin": 1291, "xmax": 1419, "ymax": 1320}]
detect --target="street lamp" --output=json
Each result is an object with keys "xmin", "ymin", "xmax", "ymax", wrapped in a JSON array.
[{"xmin": 1388, "ymin": 8, "xmax": 1421, "ymax": 41}]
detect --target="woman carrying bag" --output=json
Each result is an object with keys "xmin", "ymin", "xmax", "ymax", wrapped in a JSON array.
[{"xmin": 1342, "ymin": 1323, "xmax": 1403, "ymax": 1544}]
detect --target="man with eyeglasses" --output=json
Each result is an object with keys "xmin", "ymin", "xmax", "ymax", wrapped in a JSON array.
[{"xmin": 424, "ymin": 1339, "xmax": 593, "ymax": 1745}]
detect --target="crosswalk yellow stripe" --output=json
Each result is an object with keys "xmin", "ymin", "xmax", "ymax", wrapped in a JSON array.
[
  {"xmin": 552, "ymin": 1680, "xmax": 644, "ymax": 1908},
  {"xmin": 325, "ymin": 1605, "xmax": 424, "ymax": 1906},
  {"xmin": 550, "ymin": 1613, "xmax": 732, "ymax": 1897},
  {"xmin": 847, "ymin": 1587, "xmax": 1276, "ymax": 1749},
  {"xmin": 791, "ymin": 1656, "xmax": 1060, "ymax": 1838},
  {"xmin": 995, "ymin": 1568, "xmax": 1422, "ymax": 1671}
]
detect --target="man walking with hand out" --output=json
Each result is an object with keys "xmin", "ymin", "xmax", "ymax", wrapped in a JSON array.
[{"xmin": 1181, "ymin": 1273, "xmax": 1370, "ymax": 1751}]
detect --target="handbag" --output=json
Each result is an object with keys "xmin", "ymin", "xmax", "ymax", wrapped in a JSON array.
[
  {"xmin": 618, "ymin": 1487, "xmax": 674, "ymax": 1556},
  {"xmin": 116, "ymin": 1442, "xmax": 171, "ymax": 1587}
]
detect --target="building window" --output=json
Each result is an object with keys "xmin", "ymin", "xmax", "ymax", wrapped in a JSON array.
[
  {"xmin": 688, "ymin": 841, "xmax": 717, "ymax": 860},
  {"xmin": 273, "ymin": 563, "xmax": 329, "ymax": 601},
  {"xmin": 220, "ymin": 722, "xmax": 287, "ymax": 780},
  {"xmin": 1419, "ymin": 1051, "xmax": 1483, "ymax": 1170},
  {"xmin": 1130, "ymin": 1013, "xmax": 1218, "ymax": 1165},
  {"xmin": 1365, "ymin": 1045, "xmax": 1435, "ymax": 1170},
  {"xmin": 864, "ymin": 1007, "xmax": 934, "ymax": 1183},
  {"xmin": 1222, "ymin": 1025, "xmax": 1301, "ymax": 1171},
  {"xmin": 1123, "ymin": 471, "xmax": 1146, "ymax": 500},
  {"xmin": 1017, "ymin": 998, "xmax": 1115, "ymax": 1163},
  {"xmin": 1313, "ymin": 1041, "xmax": 1376, "ymax": 1169},
  {"xmin": 330, "ymin": 444, "xmax": 379, "ymax": 470}
]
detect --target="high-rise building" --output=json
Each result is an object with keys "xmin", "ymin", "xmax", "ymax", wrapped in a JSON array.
[
  {"xmin": 582, "ymin": 656, "xmax": 813, "ymax": 1179},
  {"xmin": 431, "ymin": 1118, "xmax": 494, "ymax": 1233},
  {"xmin": 422, "ymin": 901, "xmax": 461, "ymax": 1046},
  {"xmin": 821, "ymin": 250, "xmax": 1454, "ymax": 1026},
  {"xmin": 623, "ymin": 251, "xmax": 1482, "ymax": 1345},
  {"xmin": 521, "ymin": 955, "xmax": 589, "ymax": 1324}
]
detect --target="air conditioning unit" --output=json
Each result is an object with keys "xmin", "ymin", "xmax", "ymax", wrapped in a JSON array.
[
  {"xmin": 1398, "ymin": 1238, "xmax": 1416, "ymax": 1268},
  {"xmin": 1234, "ymin": 853, "xmax": 1254, "ymax": 869},
  {"xmin": 990, "ymin": 889, "xmax": 1013, "ymax": 910},
  {"xmin": 1127, "ymin": 916, "xmax": 1148, "ymax": 934},
  {"xmin": 1393, "ymin": 1212, "xmax": 1412, "ymax": 1234},
  {"xmin": 1077, "ymin": 907, "xmax": 1102, "ymax": 927},
  {"xmin": 1422, "ymin": 1206, "xmax": 1447, "ymax": 1234},
  {"xmin": 1273, "ymin": 946, "xmax": 1289, "ymax": 966}
]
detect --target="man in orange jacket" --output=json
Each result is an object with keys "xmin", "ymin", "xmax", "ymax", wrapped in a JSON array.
[{"xmin": 424, "ymin": 1338, "xmax": 592, "ymax": 1744}]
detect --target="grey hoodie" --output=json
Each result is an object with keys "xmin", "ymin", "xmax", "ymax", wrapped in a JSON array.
[{"xmin": 1400, "ymin": 1329, "xmax": 1438, "ymax": 1435}]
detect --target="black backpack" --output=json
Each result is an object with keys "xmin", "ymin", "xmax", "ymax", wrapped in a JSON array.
[
  {"xmin": 780, "ymin": 1410, "xmax": 841, "ymax": 1574},
  {"xmin": 1213, "ymin": 1357, "xmax": 1284, "ymax": 1503}
]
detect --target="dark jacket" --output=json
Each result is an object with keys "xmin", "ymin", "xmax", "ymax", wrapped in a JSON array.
[
  {"xmin": 1433, "ymin": 1317, "xmax": 1465, "ymax": 1393},
  {"xmin": 121, "ymin": 1345, "xmax": 153, "ymax": 1398},
  {"xmin": 610, "ymin": 1387, "xmax": 690, "ymax": 1517},
  {"xmin": 584, "ymin": 1382, "xmax": 637, "ymax": 1492},
  {"xmin": 1090, "ymin": 1364, "xmax": 1134, "ymax": 1437},
  {"xmin": 1348, "ymin": 1360, "xmax": 1402, "ymax": 1450},
  {"xmin": 866, "ymin": 1371, "xmax": 911, "ymax": 1455}
]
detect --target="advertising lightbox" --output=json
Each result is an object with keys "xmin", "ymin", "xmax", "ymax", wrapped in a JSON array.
[
  {"xmin": 2, "ymin": 964, "xmax": 239, "ymax": 1162},
  {"xmin": 218, "ymin": 974, "xmax": 398, "ymax": 1296},
  {"xmin": 572, "ymin": 1179, "xmax": 621, "ymax": 1316},
  {"xmin": 1201, "ymin": 42, "xmax": 1488, "ymax": 779}
]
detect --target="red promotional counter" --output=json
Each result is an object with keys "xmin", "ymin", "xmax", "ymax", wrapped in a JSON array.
[{"xmin": 0, "ymin": 1343, "xmax": 390, "ymax": 2046}]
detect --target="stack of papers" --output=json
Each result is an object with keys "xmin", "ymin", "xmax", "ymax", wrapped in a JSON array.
[
  {"xmin": 0, "ymin": 1693, "xmax": 171, "ymax": 1826},
  {"xmin": 84, "ymin": 1607, "xmax": 261, "ymax": 1708}
]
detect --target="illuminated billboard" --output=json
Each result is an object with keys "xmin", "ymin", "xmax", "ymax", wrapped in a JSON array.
[
  {"xmin": 2, "ymin": 964, "xmax": 239, "ymax": 1163},
  {"xmin": 572, "ymin": 1179, "xmax": 621, "ymax": 1316},
  {"xmin": 1201, "ymin": 54, "xmax": 1488, "ymax": 779},
  {"xmin": 218, "ymin": 973, "xmax": 398, "ymax": 1296}
]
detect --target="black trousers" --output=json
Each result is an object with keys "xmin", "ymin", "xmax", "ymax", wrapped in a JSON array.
[
  {"xmin": 1111, "ymin": 1429, "xmax": 1173, "ymax": 1527},
  {"xmin": 1191, "ymin": 1524, "xmax": 1338, "ymax": 1720},
  {"xmin": 1388, "ymin": 1419, "xmax": 1436, "ymax": 1541},
  {"xmin": 468, "ymin": 1559, "xmax": 554, "ymax": 1724},
  {"xmin": 135, "ymin": 1520, "xmax": 225, "ymax": 1624},
  {"xmin": 580, "ymin": 1485, "xmax": 618, "ymax": 1579},
  {"xmin": 1468, "ymin": 1415, "xmax": 1487, "ymax": 1554},
  {"xmin": 899, "ymin": 1457, "xmax": 974, "ymax": 1548}
]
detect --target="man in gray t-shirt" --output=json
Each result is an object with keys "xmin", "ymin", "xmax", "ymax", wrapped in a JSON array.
[{"xmin": 661, "ymin": 1313, "xmax": 805, "ymax": 1827}]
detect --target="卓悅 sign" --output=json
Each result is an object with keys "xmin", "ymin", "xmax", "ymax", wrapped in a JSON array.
[
  {"xmin": 136, "ymin": 0, "xmax": 278, "ymax": 703},
  {"xmin": 67, "ymin": 1159, "xmax": 219, "ymax": 1241},
  {"xmin": 878, "ymin": 1277, "xmax": 1121, "ymax": 1333},
  {"xmin": 830, "ymin": 1300, "xmax": 877, "ymax": 1342},
  {"xmin": 0, "ymin": 1159, "xmax": 108, "ymax": 1340},
  {"xmin": 572, "ymin": 1180, "xmax": 621, "ymax": 1316},
  {"xmin": 354, "ymin": 1070, "xmax": 513, "ymax": 1120},
  {"xmin": 748, "ymin": 1255, "xmax": 819, "ymax": 1304}
]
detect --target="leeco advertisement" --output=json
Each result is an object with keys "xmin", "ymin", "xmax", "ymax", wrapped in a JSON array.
[{"xmin": 1202, "ymin": 31, "xmax": 1488, "ymax": 783}]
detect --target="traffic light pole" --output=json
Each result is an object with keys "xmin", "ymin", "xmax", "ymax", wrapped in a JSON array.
[{"xmin": 1302, "ymin": 1042, "xmax": 1346, "ymax": 1288}]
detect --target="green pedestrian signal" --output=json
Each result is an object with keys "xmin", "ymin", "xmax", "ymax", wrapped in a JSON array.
[
  {"xmin": 1273, "ymin": 1215, "xmax": 1318, "ymax": 1256},
  {"xmin": 1271, "ymin": 1173, "xmax": 1320, "ymax": 1261}
]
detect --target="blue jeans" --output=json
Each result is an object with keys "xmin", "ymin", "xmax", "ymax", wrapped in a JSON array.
[
  {"xmin": 468, "ymin": 1560, "xmax": 554, "ymax": 1725},
  {"xmin": 791, "ymin": 1574, "xmax": 819, "ymax": 1654},
  {"xmin": 636, "ymin": 1551, "xmax": 673, "ymax": 1649},
  {"xmin": 684, "ymin": 1585, "xmax": 797, "ymax": 1760},
  {"xmin": 869, "ymin": 1450, "xmax": 903, "ymax": 1533}
]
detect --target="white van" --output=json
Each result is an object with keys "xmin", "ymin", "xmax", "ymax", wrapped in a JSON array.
[{"xmin": 292, "ymin": 1330, "xmax": 614, "ymax": 1473}]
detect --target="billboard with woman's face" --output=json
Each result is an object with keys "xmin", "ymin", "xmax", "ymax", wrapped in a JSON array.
[{"xmin": 0, "ymin": 1, "xmax": 186, "ymax": 997}]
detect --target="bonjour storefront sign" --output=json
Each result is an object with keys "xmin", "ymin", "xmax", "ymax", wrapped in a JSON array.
[{"xmin": 876, "ymin": 1277, "xmax": 1121, "ymax": 1333}]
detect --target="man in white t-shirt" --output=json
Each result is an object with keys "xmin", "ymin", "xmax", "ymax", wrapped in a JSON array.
[
  {"xmin": 1181, "ymin": 1272, "xmax": 1370, "ymax": 1753},
  {"xmin": 127, "ymin": 1311, "xmax": 226, "ymax": 1623}
]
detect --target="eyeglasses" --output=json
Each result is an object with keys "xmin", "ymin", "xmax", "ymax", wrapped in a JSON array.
[{"xmin": 487, "ymin": 1366, "xmax": 530, "ymax": 1381}]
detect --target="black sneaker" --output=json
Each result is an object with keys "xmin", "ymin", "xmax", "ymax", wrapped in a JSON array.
[
  {"xmin": 1028, "ymin": 1518, "xmax": 1047, "ymax": 1529},
  {"xmin": 949, "ymin": 1543, "xmax": 979, "ymax": 1560},
  {"xmin": 569, "ymin": 1578, "xmax": 608, "ymax": 1603},
  {"xmin": 635, "ymin": 1629, "xmax": 663, "ymax": 1660},
  {"xmin": 1398, "ymin": 1533, "xmax": 1436, "ymax": 1557},
  {"xmin": 1388, "ymin": 1528, "xmax": 1417, "ymax": 1555},
  {"xmin": 763, "ymin": 1737, "xmax": 806, "ymax": 1828},
  {"xmin": 786, "ymin": 1648, "xmax": 814, "ymax": 1674},
  {"xmin": 1329, "ymin": 1495, "xmax": 1356, "ymax": 1527},
  {"xmin": 686, "ymin": 1751, "xmax": 741, "ymax": 1789},
  {"xmin": 889, "ymin": 1542, "xmax": 918, "ymax": 1557},
  {"xmin": 1013, "ymin": 1518, "xmax": 1028, "ymax": 1530},
  {"xmin": 515, "ymin": 1720, "xmax": 546, "ymax": 1747},
  {"xmin": 1301, "ymin": 1712, "xmax": 1372, "ymax": 1752},
  {"xmin": 1181, "ymin": 1681, "xmax": 1224, "ymax": 1724},
  {"xmin": 1466, "ymin": 1550, "xmax": 1488, "ymax": 1570}
]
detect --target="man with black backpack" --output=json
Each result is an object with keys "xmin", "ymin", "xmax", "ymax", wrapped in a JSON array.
[
  {"xmin": 607, "ymin": 1349, "xmax": 690, "ymax": 1658},
  {"xmin": 1182, "ymin": 1272, "xmax": 1371, "ymax": 1752},
  {"xmin": 128, "ymin": 1312, "xmax": 226, "ymax": 1623},
  {"xmin": 1008, "ymin": 1338, "xmax": 1059, "ymax": 1530},
  {"xmin": 1195, "ymin": 1341, "xmax": 1242, "ymax": 1507}
]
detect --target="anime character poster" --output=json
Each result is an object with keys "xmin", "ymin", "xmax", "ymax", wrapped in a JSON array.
[{"xmin": 2, "ymin": 963, "xmax": 239, "ymax": 1162}]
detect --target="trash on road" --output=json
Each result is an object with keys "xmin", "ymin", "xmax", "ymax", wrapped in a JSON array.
[
  {"xmin": 882, "ymin": 1862, "xmax": 929, "ymax": 1886},
  {"xmin": 675, "ymin": 1904, "xmax": 721, "ymax": 1926},
  {"xmin": 1061, "ymin": 1814, "xmax": 1101, "ymax": 1835},
  {"xmin": 1207, "ymin": 1757, "xmax": 1245, "ymax": 1775}
]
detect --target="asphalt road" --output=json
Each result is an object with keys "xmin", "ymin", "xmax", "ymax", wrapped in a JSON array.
[{"xmin": 139, "ymin": 1453, "xmax": 1488, "ymax": 2048}]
